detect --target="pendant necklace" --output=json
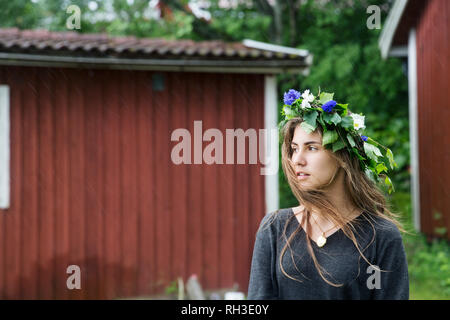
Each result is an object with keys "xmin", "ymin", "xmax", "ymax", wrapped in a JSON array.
[{"xmin": 311, "ymin": 214, "xmax": 338, "ymax": 248}]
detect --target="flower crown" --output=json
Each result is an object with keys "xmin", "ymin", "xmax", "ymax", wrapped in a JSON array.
[{"xmin": 279, "ymin": 88, "xmax": 397, "ymax": 194}]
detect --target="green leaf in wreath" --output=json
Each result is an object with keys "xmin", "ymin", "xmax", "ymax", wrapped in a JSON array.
[
  {"xmin": 323, "ymin": 130, "xmax": 338, "ymax": 145},
  {"xmin": 363, "ymin": 142, "xmax": 382, "ymax": 162},
  {"xmin": 300, "ymin": 122, "xmax": 315, "ymax": 134},
  {"xmin": 300, "ymin": 111, "xmax": 318, "ymax": 133},
  {"xmin": 283, "ymin": 106, "xmax": 297, "ymax": 120},
  {"xmin": 385, "ymin": 176, "xmax": 395, "ymax": 194},
  {"xmin": 347, "ymin": 133, "xmax": 356, "ymax": 147},
  {"xmin": 332, "ymin": 139, "xmax": 346, "ymax": 152},
  {"xmin": 319, "ymin": 92, "xmax": 334, "ymax": 104},
  {"xmin": 376, "ymin": 163, "xmax": 388, "ymax": 174},
  {"xmin": 386, "ymin": 148, "xmax": 397, "ymax": 169},
  {"xmin": 341, "ymin": 116, "xmax": 354, "ymax": 130}
]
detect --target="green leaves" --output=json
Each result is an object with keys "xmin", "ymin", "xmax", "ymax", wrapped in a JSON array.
[
  {"xmin": 300, "ymin": 110, "xmax": 318, "ymax": 133},
  {"xmin": 384, "ymin": 176, "xmax": 395, "ymax": 194},
  {"xmin": 340, "ymin": 116, "xmax": 354, "ymax": 130},
  {"xmin": 363, "ymin": 142, "xmax": 382, "ymax": 162},
  {"xmin": 386, "ymin": 148, "xmax": 397, "ymax": 169},
  {"xmin": 319, "ymin": 92, "xmax": 334, "ymax": 104},
  {"xmin": 323, "ymin": 112, "xmax": 341, "ymax": 126},
  {"xmin": 323, "ymin": 130, "xmax": 338, "ymax": 145},
  {"xmin": 347, "ymin": 133, "xmax": 356, "ymax": 147},
  {"xmin": 332, "ymin": 139, "xmax": 346, "ymax": 152},
  {"xmin": 283, "ymin": 106, "xmax": 297, "ymax": 120}
]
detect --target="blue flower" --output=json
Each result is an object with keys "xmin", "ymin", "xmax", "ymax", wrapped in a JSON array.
[
  {"xmin": 361, "ymin": 135, "xmax": 368, "ymax": 142},
  {"xmin": 283, "ymin": 89, "xmax": 301, "ymax": 106},
  {"xmin": 321, "ymin": 100, "xmax": 337, "ymax": 113}
]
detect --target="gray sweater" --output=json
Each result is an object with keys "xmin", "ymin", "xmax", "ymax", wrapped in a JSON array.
[{"xmin": 247, "ymin": 208, "xmax": 409, "ymax": 300}]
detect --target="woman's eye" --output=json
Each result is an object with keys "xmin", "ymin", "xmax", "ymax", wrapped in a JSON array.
[{"xmin": 308, "ymin": 146, "xmax": 318, "ymax": 151}]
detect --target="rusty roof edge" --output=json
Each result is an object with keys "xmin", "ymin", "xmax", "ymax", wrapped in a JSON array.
[{"xmin": 0, "ymin": 52, "xmax": 310, "ymax": 74}]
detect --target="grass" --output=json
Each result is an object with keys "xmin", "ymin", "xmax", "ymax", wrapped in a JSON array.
[{"xmin": 389, "ymin": 191, "xmax": 450, "ymax": 300}]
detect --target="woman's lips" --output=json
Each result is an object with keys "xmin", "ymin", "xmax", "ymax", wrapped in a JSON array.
[{"xmin": 297, "ymin": 173, "xmax": 310, "ymax": 180}]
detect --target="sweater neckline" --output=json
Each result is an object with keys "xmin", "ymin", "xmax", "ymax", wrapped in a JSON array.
[{"xmin": 289, "ymin": 207, "xmax": 362, "ymax": 247}]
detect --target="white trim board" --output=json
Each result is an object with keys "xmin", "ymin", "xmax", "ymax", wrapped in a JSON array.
[
  {"xmin": 264, "ymin": 75, "xmax": 279, "ymax": 214},
  {"xmin": 408, "ymin": 29, "xmax": 421, "ymax": 232},
  {"xmin": 0, "ymin": 85, "xmax": 10, "ymax": 210},
  {"xmin": 379, "ymin": 0, "xmax": 409, "ymax": 59}
]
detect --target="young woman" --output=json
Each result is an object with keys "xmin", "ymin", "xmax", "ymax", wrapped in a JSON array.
[{"xmin": 247, "ymin": 90, "xmax": 409, "ymax": 299}]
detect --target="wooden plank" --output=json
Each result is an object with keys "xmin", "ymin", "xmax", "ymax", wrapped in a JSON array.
[
  {"xmin": 233, "ymin": 74, "xmax": 250, "ymax": 292},
  {"xmin": 103, "ymin": 70, "xmax": 121, "ymax": 299},
  {"xmin": 120, "ymin": 70, "xmax": 138, "ymax": 297},
  {"xmin": 169, "ymin": 72, "xmax": 188, "ymax": 288},
  {"xmin": 84, "ymin": 69, "xmax": 102, "ymax": 299},
  {"xmin": 201, "ymin": 73, "xmax": 219, "ymax": 290},
  {"xmin": 154, "ymin": 71, "xmax": 171, "ymax": 292},
  {"xmin": 20, "ymin": 67, "xmax": 39, "ymax": 299},
  {"xmin": 37, "ymin": 68, "xmax": 55, "ymax": 299},
  {"xmin": 68, "ymin": 68, "xmax": 86, "ymax": 299},
  {"xmin": 136, "ymin": 70, "xmax": 156, "ymax": 296},
  {"xmin": 218, "ymin": 73, "xmax": 234, "ymax": 288},
  {"xmin": 95, "ymin": 69, "xmax": 106, "ymax": 298},
  {"xmin": 53, "ymin": 68, "xmax": 70, "ymax": 299},
  {"xmin": 186, "ymin": 72, "xmax": 203, "ymax": 286}
]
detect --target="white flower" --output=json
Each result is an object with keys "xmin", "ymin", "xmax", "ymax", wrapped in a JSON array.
[
  {"xmin": 350, "ymin": 113, "xmax": 366, "ymax": 130},
  {"xmin": 300, "ymin": 89, "xmax": 315, "ymax": 109},
  {"xmin": 301, "ymin": 99, "xmax": 311, "ymax": 109}
]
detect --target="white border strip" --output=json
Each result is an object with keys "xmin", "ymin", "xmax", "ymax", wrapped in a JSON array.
[
  {"xmin": 264, "ymin": 75, "xmax": 279, "ymax": 214},
  {"xmin": 243, "ymin": 39, "xmax": 310, "ymax": 57},
  {"xmin": 379, "ymin": 0, "xmax": 409, "ymax": 59},
  {"xmin": 408, "ymin": 29, "xmax": 420, "ymax": 231},
  {"xmin": 0, "ymin": 85, "xmax": 10, "ymax": 210}
]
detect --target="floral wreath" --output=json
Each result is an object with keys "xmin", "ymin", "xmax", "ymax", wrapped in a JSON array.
[{"xmin": 279, "ymin": 88, "xmax": 397, "ymax": 194}]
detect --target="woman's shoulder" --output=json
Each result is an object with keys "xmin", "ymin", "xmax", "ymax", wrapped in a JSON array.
[
  {"xmin": 357, "ymin": 212, "xmax": 404, "ymax": 243},
  {"xmin": 257, "ymin": 207, "xmax": 296, "ymax": 233}
]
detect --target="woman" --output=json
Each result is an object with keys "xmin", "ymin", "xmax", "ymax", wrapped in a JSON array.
[{"xmin": 247, "ymin": 89, "xmax": 409, "ymax": 300}]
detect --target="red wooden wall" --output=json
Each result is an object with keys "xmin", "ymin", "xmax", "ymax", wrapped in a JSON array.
[
  {"xmin": 416, "ymin": 0, "xmax": 450, "ymax": 239},
  {"xmin": 0, "ymin": 66, "xmax": 266, "ymax": 299}
]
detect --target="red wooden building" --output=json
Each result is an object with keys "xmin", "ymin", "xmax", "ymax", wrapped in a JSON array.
[
  {"xmin": 0, "ymin": 29, "xmax": 311, "ymax": 299},
  {"xmin": 379, "ymin": 0, "xmax": 450, "ymax": 240}
]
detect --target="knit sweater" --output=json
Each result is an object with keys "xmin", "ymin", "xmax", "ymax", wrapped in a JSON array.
[{"xmin": 247, "ymin": 208, "xmax": 409, "ymax": 300}]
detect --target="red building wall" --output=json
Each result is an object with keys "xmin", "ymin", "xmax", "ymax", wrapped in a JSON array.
[
  {"xmin": 0, "ymin": 66, "xmax": 266, "ymax": 299},
  {"xmin": 416, "ymin": 0, "xmax": 450, "ymax": 239}
]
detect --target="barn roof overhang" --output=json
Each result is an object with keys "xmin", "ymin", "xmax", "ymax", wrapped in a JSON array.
[
  {"xmin": 378, "ymin": 0, "xmax": 428, "ymax": 59},
  {"xmin": 0, "ymin": 29, "xmax": 312, "ymax": 75}
]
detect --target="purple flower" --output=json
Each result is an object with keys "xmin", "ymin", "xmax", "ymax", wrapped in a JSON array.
[
  {"xmin": 321, "ymin": 100, "xmax": 337, "ymax": 113},
  {"xmin": 361, "ymin": 135, "xmax": 368, "ymax": 142},
  {"xmin": 283, "ymin": 89, "xmax": 301, "ymax": 106}
]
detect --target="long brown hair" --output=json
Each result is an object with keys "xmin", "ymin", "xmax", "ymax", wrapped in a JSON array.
[{"xmin": 275, "ymin": 117, "xmax": 404, "ymax": 287}]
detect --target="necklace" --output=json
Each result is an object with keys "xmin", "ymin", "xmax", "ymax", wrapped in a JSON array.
[{"xmin": 311, "ymin": 214, "xmax": 338, "ymax": 247}]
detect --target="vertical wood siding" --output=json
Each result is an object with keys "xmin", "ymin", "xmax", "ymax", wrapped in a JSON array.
[
  {"xmin": 416, "ymin": 0, "xmax": 450, "ymax": 239},
  {"xmin": 0, "ymin": 66, "xmax": 266, "ymax": 299}
]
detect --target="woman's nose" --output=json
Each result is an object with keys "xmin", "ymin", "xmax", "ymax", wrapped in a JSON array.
[{"xmin": 292, "ymin": 150, "xmax": 306, "ymax": 165}]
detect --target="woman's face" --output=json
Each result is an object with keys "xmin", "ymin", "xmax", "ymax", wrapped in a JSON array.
[{"xmin": 290, "ymin": 125, "xmax": 340, "ymax": 190}]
